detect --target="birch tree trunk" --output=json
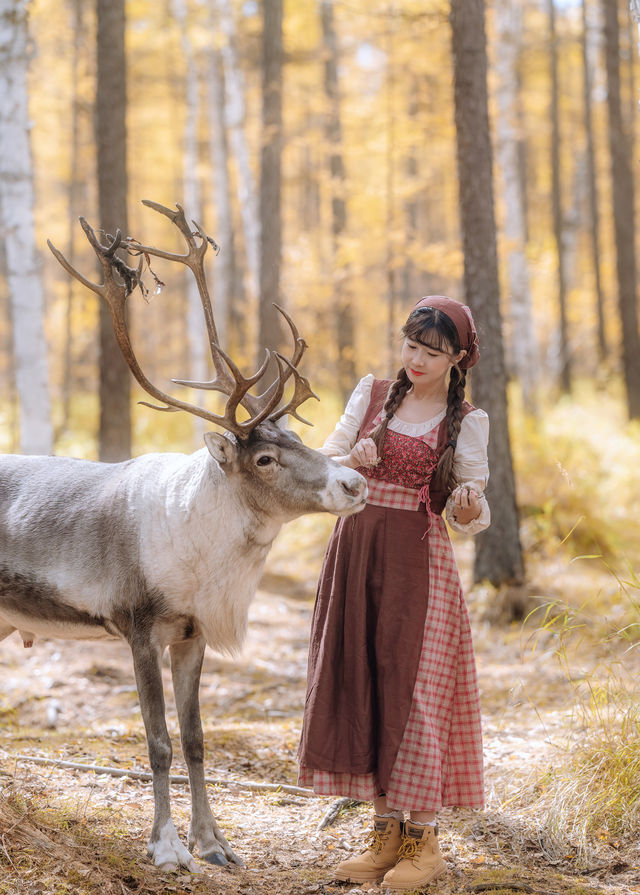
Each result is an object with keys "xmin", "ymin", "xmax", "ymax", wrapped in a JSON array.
[
  {"xmin": 96, "ymin": 0, "xmax": 131, "ymax": 460},
  {"xmin": 581, "ymin": 0, "xmax": 607, "ymax": 360},
  {"xmin": 61, "ymin": 0, "xmax": 85, "ymax": 438},
  {"xmin": 258, "ymin": 0, "xmax": 284, "ymax": 363},
  {"xmin": 494, "ymin": 0, "xmax": 538, "ymax": 411},
  {"xmin": 605, "ymin": 0, "xmax": 640, "ymax": 418},
  {"xmin": 450, "ymin": 0, "xmax": 524, "ymax": 586},
  {"xmin": 548, "ymin": 0, "xmax": 571, "ymax": 392},
  {"xmin": 0, "ymin": 0, "xmax": 53, "ymax": 455},
  {"xmin": 172, "ymin": 0, "xmax": 206, "ymax": 444},
  {"xmin": 216, "ymin": 0, "xmax": 260, "ymax": 306},
  {"xmin": 206, "ymin": 35, "xmax": 236, "ymax": 352},
  {"xmin": 321, "ymin": 0, "xmax": 355, "ymax": 406}
]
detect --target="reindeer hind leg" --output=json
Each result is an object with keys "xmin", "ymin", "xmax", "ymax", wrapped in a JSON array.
[{"xmin": 170, "ymin": 635, "xmax": 243, "ymax": 867}]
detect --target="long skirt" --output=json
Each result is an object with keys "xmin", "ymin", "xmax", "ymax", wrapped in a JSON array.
[{"xmin": 297, "ymin": 503, "xmax": 484, "ymax": 812}]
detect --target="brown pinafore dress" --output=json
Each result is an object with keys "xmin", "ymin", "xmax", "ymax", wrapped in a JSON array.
[{"xmin": 298, "ymin": 380, "xmax": 482, "ymax": 806}]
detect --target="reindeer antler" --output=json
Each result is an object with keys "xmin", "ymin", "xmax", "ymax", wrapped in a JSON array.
[{"xmin": 48, "ymin": 202, "xmax": 319, "ymax": 440}]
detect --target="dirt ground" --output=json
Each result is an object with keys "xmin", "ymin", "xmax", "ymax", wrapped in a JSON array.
[{"xmin": 0, "ymin": 537, "xmax": 639, "ymax": 895}]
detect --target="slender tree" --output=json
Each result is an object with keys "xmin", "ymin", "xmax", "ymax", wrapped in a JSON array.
[
  {"xmin": 450, "ymin": 0, "xmax": 524, "ymax": 585},
  {"xmin": 548, "ymin": 0, "xmax": 571, "ymax": 392},
  {"xmin": 581, "ymin": 0, "xmax": 607, "ymax": 361},
  {"xmin": 96, "ymin": 0, "xmax": 131, "ymax": 460},
  {"xmin": 604, "ymin": 0, "xmax": 640, "ymax": 418},
  {"xmin": 205, "ymin": 13, "xmax": 239, "ymax": 353},
  {"xmin": 320, "ymin": 0, "xmax": 355, "ymax": 405},
  {"xmin": 258, "ymin": 0, "xmax": 284, "ymax": 363},
  {"xmin": 0, "ymin": 0, "xmax": 53, "ymax": 455},
  {"xmin": 494, "ymin": 0, "xmax": 538, "ymax": 411},
  {"xmin": 216, "ymin": 0, "xmax": 260, "ymax": 307},
  {"xmin": 173, "ymin": 0, "xmax": 206, "ymax": 444}
]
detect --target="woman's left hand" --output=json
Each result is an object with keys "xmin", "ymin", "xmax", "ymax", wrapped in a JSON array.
[{"xmin": 450, "ymin": 484, "xmax": 482, "ymax": 520}]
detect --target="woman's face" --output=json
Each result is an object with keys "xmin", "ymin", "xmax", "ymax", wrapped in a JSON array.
[{"xmin": 401, "ymin": 335, "xmax": 466, "ymax": 390}]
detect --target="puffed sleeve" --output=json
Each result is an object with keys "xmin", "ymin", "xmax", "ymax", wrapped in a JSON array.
[
  {"xmin": 446, "ymin": 409, "xmax": 491, "ymax": 535},
  {"xmin": 319, "ymin": 374, "xmax": 375, "ymax": 457}
]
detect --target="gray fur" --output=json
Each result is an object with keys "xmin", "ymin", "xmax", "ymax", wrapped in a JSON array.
[{"xmin": 0, "ymin": 426, "xmax": 366, "ymax": 871}]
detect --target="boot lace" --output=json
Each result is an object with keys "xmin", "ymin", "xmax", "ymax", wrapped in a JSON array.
[
  {"xmin": 363, "ymin": 828, "xmax": 390, "ymax": 855},
  {"xmin": 396, "ymin": 834, "xmax": 425, "ymax": 861}
]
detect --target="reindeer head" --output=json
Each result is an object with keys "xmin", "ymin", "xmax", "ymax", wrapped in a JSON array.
[{"xmin": 48, "ymin": 201, "xmax": 367, "ymax": 519}]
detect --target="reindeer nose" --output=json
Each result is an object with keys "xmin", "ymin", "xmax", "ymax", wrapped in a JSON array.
[{"xmin": 341, "ymin": 476, "xmax": 366, "ymax": 498}]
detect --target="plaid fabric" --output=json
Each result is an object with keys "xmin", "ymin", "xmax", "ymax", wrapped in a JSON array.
[
  {"xmin": 298, "ymin": 513, "xmax": 484, "ymax": 811},
  {"xmin": 361, "ymin": 413, "xmax": 440, "ymax": 512}
]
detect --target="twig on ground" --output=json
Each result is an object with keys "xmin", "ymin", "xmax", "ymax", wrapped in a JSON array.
[
  {"xmin": 466, "ymin": 882, "xmax": 563, "ymax": 895},
  {"xmin": 13, "ymin": 754, "xmax": 316, "ymax": 798},
  {"xmin": 316, "ymin": 797, "xmax": 362, "ymax": 831}
]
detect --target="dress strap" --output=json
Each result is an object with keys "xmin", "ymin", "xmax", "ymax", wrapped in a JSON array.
[{"xmin": 357, "ymin": 378, "xmax": 393, "ymax": 440}]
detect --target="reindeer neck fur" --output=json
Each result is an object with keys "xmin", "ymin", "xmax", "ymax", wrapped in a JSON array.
[{"xmin": 138, "ymin": 447, "xmax": 284, "ymax": 654}]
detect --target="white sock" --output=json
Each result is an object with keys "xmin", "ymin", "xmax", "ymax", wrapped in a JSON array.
[
  {"xmin": 409, "ymin": 819, "xmax": 437, "ymax": 827},
  {"xmin": 378, "ymin": 810, "xmax": 404, "ymax": 822}
]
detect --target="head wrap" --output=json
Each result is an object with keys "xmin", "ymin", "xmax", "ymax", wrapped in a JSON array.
[{"xmin": 412, "ymin": 295, "xmax": 480, "ymax": 370}]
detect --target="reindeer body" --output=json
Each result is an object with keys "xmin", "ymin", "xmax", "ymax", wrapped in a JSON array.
[
  {"xmin": 0, "ymin": 423, "xmax": 366, "ymax": 870},
  {"xmin": 0, "ymin": 200, "xmax": 367, "ymax": 872}
]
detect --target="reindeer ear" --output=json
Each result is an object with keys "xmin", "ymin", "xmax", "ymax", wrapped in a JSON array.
[{"xmin": 204, "ymin": 431, "xmax": 238, "ymax": 466}]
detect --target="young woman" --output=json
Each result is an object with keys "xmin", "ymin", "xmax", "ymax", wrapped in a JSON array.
[{"xmin": 297, "ymin": 296, "xmax": 490, "ymax": 891}]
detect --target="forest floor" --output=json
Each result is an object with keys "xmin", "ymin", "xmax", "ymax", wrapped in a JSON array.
[{"xmin": 0, "ymin": 529, "xmax": 639, "ymax": 895}]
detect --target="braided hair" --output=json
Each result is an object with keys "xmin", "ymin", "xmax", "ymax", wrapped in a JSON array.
[{"xmin": 369, "ymin": 307, "xmax": 467, "ymax": 494}]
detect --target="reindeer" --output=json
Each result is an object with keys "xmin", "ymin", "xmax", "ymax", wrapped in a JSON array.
[{"xmin": 0, "ymin": 201, "xmax": 366, "ymax": 872}]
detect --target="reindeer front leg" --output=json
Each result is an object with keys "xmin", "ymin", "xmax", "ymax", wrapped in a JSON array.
[
  {"xmin": 169, "ymin": 637, "xmax": 242, "ymax": 867},
  {"xmin": 130, "ymin": 639, "xmax": 199, "ymax": 872}
]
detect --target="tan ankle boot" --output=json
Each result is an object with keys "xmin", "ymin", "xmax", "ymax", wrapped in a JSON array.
[
  {"xmin": 334, "ymin": 815, "xmax": 403, "ymax": 883},
  {"xmin": 382, "ymin": 821, "xmax": 447, "ymax": 890}
]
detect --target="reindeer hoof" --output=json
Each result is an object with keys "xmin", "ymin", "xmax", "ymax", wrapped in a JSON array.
[{"xmin": 203, "ymin": 851, "xmax": 228, "ymax": 866}]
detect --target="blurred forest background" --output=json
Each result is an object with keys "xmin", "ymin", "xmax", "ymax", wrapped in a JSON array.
[
  {"xmin": 1, "ymin": 0, "xmax": 639, "ymax": 586},
  {"xmin": 1, "ymin": 1, "xmax": 640, "ymax": 890}
]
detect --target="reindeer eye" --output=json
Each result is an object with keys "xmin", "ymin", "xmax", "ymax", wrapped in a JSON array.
[{"xmin": 256, "ymin": 455, "xmax": 274, "ymax": 467}]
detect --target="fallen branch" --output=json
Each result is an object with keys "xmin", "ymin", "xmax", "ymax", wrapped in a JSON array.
[
  {"xmin": 466, "ymin": 882, "xmax": 563, "ymax": 895},
  {"xmin": 12, "ymin": 754, "xmax": 316, "ymax": 798},
  {"xmin": 316, "ymin": 797, "xmax": 362, "ymax": 831}
]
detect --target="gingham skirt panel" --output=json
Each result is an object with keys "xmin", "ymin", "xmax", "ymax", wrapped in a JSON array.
[{"xmin": 298, "ymin": 515, "xmax": 484, "ymax": 811}]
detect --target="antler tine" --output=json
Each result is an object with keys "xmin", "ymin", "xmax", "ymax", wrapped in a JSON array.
[
  {"xmin": 49, "ymin": 217, "xmax": 246, "ymax": 433},
  {"xmin": 241, "ymin": 304, "xmax": 309, "ymax": 417},
  {"xmin": 129, "ymin": 200, "xmax": 235, "ymax": 395},
  {"xmin": 172, "ymin": 347, "xmax": 271, "ymax": 393},
  {"xmin": 270, "ymin": 354, "xmax": 320, "ymax": 425}
]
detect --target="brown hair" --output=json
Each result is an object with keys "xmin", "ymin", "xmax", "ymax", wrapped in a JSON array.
[{"xmin": 369, "ymin": 307, "xmax": 467, "ymax": 493}]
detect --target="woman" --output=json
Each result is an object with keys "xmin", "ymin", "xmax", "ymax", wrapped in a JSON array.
[{"xmin": 298, "ymin": 296, "xmax": 490, "ymax": 891}]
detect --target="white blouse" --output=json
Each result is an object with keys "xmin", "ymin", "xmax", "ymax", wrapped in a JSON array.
[{"xmin": 321, "ymin": 374, "xmax": 491, "ymax": 535}]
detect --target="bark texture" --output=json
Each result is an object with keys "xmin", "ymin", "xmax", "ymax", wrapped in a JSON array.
[
  {"xmin": 450, "ymin": 0, "xmax": 524, "ymax": 585},
  {"xmin": 494, "ymin": 0, "xmax": 538, "ymax": 410},
  {"xmin": 582, "ymin": 0, "xmax": 607, "ymax": 360},
  {"xmin": 96, "ymin": 0, "xmax": 131, "ymax": 460},
  {"xmin": 548, "ymin": 0, "xmax": 571, "ymax": 392},
  {"xmin": 0, "ymin": 0, "xmax": 53, "ymax": 455},
  {"xmin": 604, "ymin": 0, "xmax": 640, "ymax": 418},
  {"xmin": 258, "ymin": 0, "xmax": 285, "ymax": 363},
  {"xmin": 321, "ymin": 0, "xmax": 355, "ymax": 406}
]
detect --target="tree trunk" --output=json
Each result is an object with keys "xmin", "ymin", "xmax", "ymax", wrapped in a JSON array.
[
  {"xmin": 605, "ymin": 0, "xmax": 640, "ymax": 418},
  {"xmin": 172, "ymin": 0, "xmax": 206, "ymax": 445},
  {"xmin": 61, "ymin": 0, "xmax": 85, "ymax": 439},
  {"xmin": 494, "ymin": 0, "xmax": 538, "ymax": 412},
  {"xmin": 450, "ymin": 0, "xmax": 524, "ymax": 586},
  {"xmin": 320, "ymin": 0, "xmax": 355, "ymax": 406},
  {"xmin": 0, "ymin": 0, "xmax": 53, "ymax": 455},
  {"xmin": 258, "ymin": 0, "xmax": 284, "ymax": 365},
  {"xmin": 206, "ymin": 31, "xmax": 237, "ymax": 353},
  {"xmin": 96, "ymin": 0, "xmax": 131, "ymax": 460},
  {"xmin": 581, "ymin": 0, "xmax": 607, "ymax": 361},
  {"xmin": 548, "ymin": 0, "xmax": 571, "ymax": 392},
  {"xmin": 216, "ymin": 0, "xmax": 260, "ymax": 307}
]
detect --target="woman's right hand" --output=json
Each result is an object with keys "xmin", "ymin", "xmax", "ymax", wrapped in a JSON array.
[{"xmin": 346, "ymin": 437, "xmax": 379, "ymax": 469}]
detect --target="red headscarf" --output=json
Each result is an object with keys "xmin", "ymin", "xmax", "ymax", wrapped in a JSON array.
[{"xmin": 413, "ymin": 295, "xmax": 480, "ymax": 370}]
